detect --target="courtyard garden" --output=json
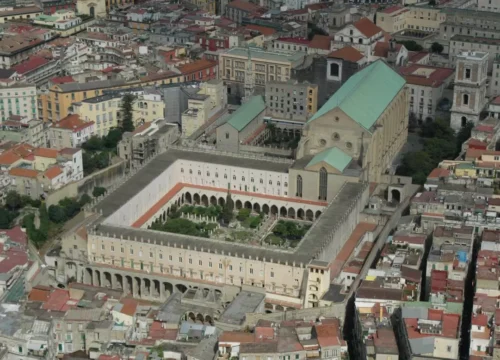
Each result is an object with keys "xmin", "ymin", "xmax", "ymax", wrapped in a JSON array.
[
  {"xmin": 149, "ymin": 195, "xmax": 312, "ymax": 249},
  {"xmin": 264, "ymin": 220, "xmax": 311, "ymax": 248}
]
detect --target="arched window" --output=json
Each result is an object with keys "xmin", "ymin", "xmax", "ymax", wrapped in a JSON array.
[
  {"xmin": 463, "ymin": 94, "xmax": 469, "ymax": 105},
  {"xmin": 319, "ymin": 167, "xmax": 328, "ymax": 201},
  {"xmin": 297, "ymin": 175, "xmax": 303, "ymax": 197}
]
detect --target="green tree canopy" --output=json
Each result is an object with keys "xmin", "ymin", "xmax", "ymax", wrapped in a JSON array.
[
  {"xmin": 104, "ymin": 128, "xmax": 123, "ymax": 149},
  {"xmin": 5, "ymin": 191, "xmax": 22, "ymax": 210},
  {"xmin": 0, "ymin": 208, "xmax": 18, "ymax": 229},
  {"xmin": 121, "ymin": 94, "xmax": 136, "ymax": 133},
  {"xmin": 48, "ymin": 205, "xmax": 68, "ymax": 223},
  {"xmin": 431, "ymin": 42, "xmax": 444, "ymax": 54},
  {"xmin": 397, "ymin": 40, "xmax": 423, "ymax": 51},
  {"xmin": 82, "ymin": 136, "xmax": 104, "ymax": 152},
  {"xmin": 93, "ymin": 186, "xmax": 107, "ymax": 198}
]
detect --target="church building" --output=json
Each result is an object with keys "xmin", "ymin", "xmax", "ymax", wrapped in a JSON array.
[{"xmin": 294, "ymin": 60, "xmax": 408, "ymax": 192}]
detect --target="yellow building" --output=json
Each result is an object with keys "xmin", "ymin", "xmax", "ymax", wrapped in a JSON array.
[
  {"xmin": 39, "ymin": 73, "xmax": 183, "ymax": 123},
  {"xmin": 453, "ymin": 162, "xmax": 477, "ymax": 178},
  {"xmin": 376, "ymin": 5, "xmax": 444, "ymax": 33},
  {"xmin": 184, "ymin": 0, "xmax": 215, "ymax": 14},
  {"xmin": 73, "ymin": 91, "xmax": 165, "ymax": 137}
]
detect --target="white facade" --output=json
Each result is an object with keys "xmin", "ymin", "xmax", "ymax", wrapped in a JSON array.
[
  {"xmin": 332, "ymin": 22, "xmax": 384, "ymax": 58},
  {"xmin": 477, "ymin": 0, "xmax": 500, "ymax": 12},
  {"xmin": 0, "ymin": 84, "xmax": 38, "ymax": 122},
  {"xmin": 450, "ymin": 51, "xmax": 489, "ymax": 131},
  {"xmin": 489, "ymin": 59, "xmax": 500, "ymax": 97}
]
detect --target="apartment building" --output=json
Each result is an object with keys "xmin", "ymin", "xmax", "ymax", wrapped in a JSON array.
[
  {"xmin": 74, "ymin": 90, "xmax": 166, "ymax": 137},
  {"xmin": 39, "ymin": 75, "xmax": 185, "ymax": 122},
  {"xmin": 265, "ymin": 79, "xmax": 318, "ymax": 122},
  {"xmin": 478, "ymin": 0, "xmax": 500, "ymax": 11},
  {"xmin": 0, "ymin": 83, "xmax": 38, "ymax": 122},
  {"xmin": 225, "ymin": 0, "xmax": 261, "ymax": 24},
  {"xmin": 449, "ymin": 36, "xmax": 500, "ymax": 72},
  {"xmin": 376, "ymin": 6, "xmax": 444, "ymax": 33},
  {"xmin": 0, "ymin": 118, "xmax": 46, "ymax": 147},
  {"xmin": 118, "ymin": 119, "xmax": 179, "ymax": 168},
  {"xmin": 219, "ymin": 47, "xmax": 307, "ymax": 96},
  {"xmin": 490, "ymin": 55, "xmax": 500, "ymax": 97},
  {"xmin": 181, "ymin": 79, "xmax": 227, "ymax": 137},
  {"xmin": 0, "ymin": 30, "xmax": 55, "ymax": 69},
  {"xmin": 399, "ymin": 65, "xmax": 454, "ymax": 120},
  {"xmin": 49, "ymin": 114, "xmax": 95, "ymax": 149},
  {"xmin": 0, "ymin": 6, "xmax": 42, "ymax": 23}
]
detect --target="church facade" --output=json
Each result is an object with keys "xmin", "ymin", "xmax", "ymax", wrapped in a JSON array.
[{"xmin": 295, "ymin": 60, "xmax": 409, "ymax": 187}]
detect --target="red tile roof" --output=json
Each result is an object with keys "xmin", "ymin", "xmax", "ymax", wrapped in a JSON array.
[
  {"xmin": 28, "ymin": 286, "xmax": 51, "ymax": 302},
  {"xmin": 9, "ymin": 167, "xmax": 39, "ymax": 178},
  {"xmin": 276, "ymin": 37, "xmax": 310, "ymax": 45},
  {"xmin": 50, "ymin": 75, "xmax": 75, "ymax": 84},
  {"xmin": 13, "ymin": 56, "xmax": 51, "ymax": 75},
  {"xmin": 491, "ymin": 96, "xmax": 500, "ymax": 105},
  {"xmin": 34, "ymin": 147, "xmax": 58, "ymax": 159},
  {"xmin": 353, "ymin": 18, "xmax": 382, "ymax": 38},
  {"xmin": 178, "ymin": 59, "xmax": 217, "ymax": 75},
  {"xmin": 44, "ymin": 166, "xmax": 63, "ymax": 179},
  {"xmin": 471, "ymin": 314, "xmax": 488, "ymax": 327},
  {"xmin": 245, "ymin": 24, "xmax": 276, "ymax": 36},
  {"xmin": 373, "ymin": 41, "xmax": 402, "ymax": 58},
  {"xmin": 315, "ymin": 323, "xmax": 341, "ymax": 347},
  {"xmin": 0, "ymin": 151, "xmax": 21, "ymax": 166},
  {"xmin": 42, "ymin": 289, "xmax": 70, "ymax": 311},
  {"xmin": 428, "ymin": 167, "xmax": 451, "ymax": 179},
  {"xmin": 399, "ymin": 65, "xmax": 454, "ymax": 87},
  {"xmin": 328, "ymin": 46, "xmax": 364, "ymax": 62},
  {"xmin": 219, "ymin": 332, "xmax": 255, "ymax": 343},
  {"xmin": 54, "ymin": 114, "xmax": 94, "ymax": 132},
  {"xmin": 119, "ymin": 298, "xmax": 138, "ymax": 316},
  {"xmin": 227, "ymin": 0, "xmax": 260, "ymax": 12},
  {"xmin": 309, "ymin": 34, "xmax": 331, "ymax": 50}
]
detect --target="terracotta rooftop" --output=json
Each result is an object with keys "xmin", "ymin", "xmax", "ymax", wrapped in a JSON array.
[
  {"xmin": 399, "ymin": 65, "xmax": 454, "ymax": 88},
  {"xmin": 328, "ymin": 46, "xmax": 364, "ymax": 62},
  {"xmin": 9, "ymin": 167, "xmax": 39, "ymax": 178},
  {"xmin": 0, "ymin": 150, "xmax": 21, "ymax": 166},
  {"xmin": 44, "ymin": 166, "xmax": 63, "ymax": 179},
  {"xmin": 309, "ymin": 35, "xmax": 331, "ymax": 50},
  {"xmin": 227, "ymin": 0, "xmax": 260, "ymax": 12},
  {"xmin": 373, "ymin": 41, "xmax": 402, "ymax": 58},
  {"xmin": 34, "ymin": 147, "xmax": 58, "ymax": 159},
  {"xmin": 492, "ymin": 96, "xmax": 500, "ymax": 105},
  {"xmin": 353, "ymin": 18, "xmax": 383, "ymax": 38},
  {"xmin": 178, "ymin": 59, "xmax": 216, "ymax": 74},
  {"xmin": 245, "ymin": 24, "xmax": 276, "ymax": 36},
  {"xmin": 54, "ymin": 114, "xmax": 94, "ymax": 132}
]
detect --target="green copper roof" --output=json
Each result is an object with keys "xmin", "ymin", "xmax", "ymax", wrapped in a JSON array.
[
  {"xmin": 307, "ymin": 60, "xmax": 405, "ymax": 130},
  {"xmin": 227, "ymin": 95, "xmax": 266, "ymax": 131},
  {"xmin": 306, "ymin": 147, "xmax": 352, "ymax": 172}
]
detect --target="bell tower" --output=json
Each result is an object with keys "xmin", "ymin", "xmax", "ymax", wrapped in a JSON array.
[{"xmin": 450, "ymin": 51, "xmax": 488, "ymax": 131}]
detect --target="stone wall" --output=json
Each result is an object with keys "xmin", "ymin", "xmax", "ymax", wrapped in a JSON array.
[
  {"xmin": 77, "ymin": 160, "xmax": 127, "ymax": 196},
  {"xmin": 243, "ymin": 302, "xmax": 347, "ymax": 328}
]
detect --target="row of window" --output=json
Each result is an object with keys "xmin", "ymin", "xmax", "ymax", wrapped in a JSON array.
[{"xmin": 179, "ymin": 168, "xmax": 288, "ymax": 186}]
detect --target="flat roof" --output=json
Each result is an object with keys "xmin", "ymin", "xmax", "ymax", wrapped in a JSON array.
[
  {"xmin": 218, "ymin": 291, "xmax": 265, "ymax": 325},
  {"xmin": 223, "ymin": 47, "xmax": 306, "ymax": 64}
]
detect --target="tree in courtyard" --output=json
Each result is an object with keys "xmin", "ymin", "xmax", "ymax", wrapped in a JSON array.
[
  {"xmin": 0, "ymin": 208, "xmax": 18, "ymax": 229},
  {"xmin": 431, "ymin": 42, "xmax": 444, "ymax": 54},
  {"xmin": 397, "ymin": 40, "xmax": 423, "ymax": 52},
  {"xmin": 82, "ymin": 136, "xmax": 104, "ymax": 152},
  {"xmin": 5, "ymin": 191, "xmax": 22, "ymax": 210},
  {"xmin": 222, "ymin": 191, "xmax": 234, "ymax": 225},
  {"xmin": 48, "ymin": 205, "xmax": 68, "ymax": 224},
  {"xmin": 120, "ymin": 94, "xmax": 136, "ymax": 133}
]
